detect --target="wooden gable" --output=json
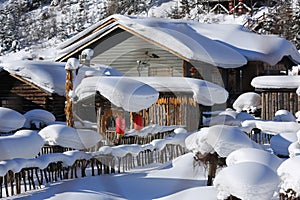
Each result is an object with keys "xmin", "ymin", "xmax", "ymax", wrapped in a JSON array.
[{"xmin": 0, "ymin": 71, "xmax": 65, "ymax": 121}]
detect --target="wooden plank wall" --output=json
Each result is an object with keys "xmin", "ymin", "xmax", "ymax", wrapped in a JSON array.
[
  {"xmin": 0, "ymin": 72, "xmax": 65, "ymax": 121},
  {"xmin": 147, "ymin": 95, "xmax": 200, "ymax": 131},
  {"xmin": 258, "ymin": 89, "xmax": 299, "ymax": 120}
]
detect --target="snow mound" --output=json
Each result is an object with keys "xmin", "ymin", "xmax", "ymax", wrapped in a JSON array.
[
  {"xmin": 38, "ymin": 124, "xmax": 102, "ymax": 150},
  {"xmin": 0, "ymin": 130, "xmax": 44, "ymax": 161},
  {"xmin": 270, "ymin": 132, "xmax": 298, "ymax": 156},
  {"xmin": 125, "ymin": 124, "xmax": 180, "ymax": 137},
  {"xmin": 23, "ymin": 109, "xmax": 56, "ymax": 129},
  {"xmin": 203, "ymin": 115, "xmax": 241, "ymax": 126},
  {"xmin": 277, "ymin": 156, "xmax": 300, "ymax": 196},
  {"xmin": 206, "ymin": 125, "xmax": 257, "ymax": 157},
  {"xmin": 273, "ymin": 110, "xmax": 296, "ymax": 122},
  {"xmin": 288, "ymin": 142, "xmax": 300, "ymax": 157},
  {"xmin": 185, "ymin": 125, "xmax": 259, "ymax": 157},
  {"xmin": 232, "ymin": 92, "xmax": 261, "ymax": 113},
  {"xmin": 214, "ymin": 162, "xmax": 279, "ymax": 200},
  {"xmin": 226, "ymin": 148, "xmax": 283, "ymax": 172},
  {"xmin": 0, "ymin": 107, "xmax": 26, "ymax": 132},
  {"xmin": 185, "ymin": 128, "xmax": 214, "ymax": 155},
  {"xmin": 242, "ymin": 120, "xmax": 300, "ymax": 135}
]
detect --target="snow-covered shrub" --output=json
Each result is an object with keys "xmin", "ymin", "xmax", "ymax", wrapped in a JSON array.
[
  {"xmin": 0, "ymin": 107, "xmax": 26, "ymax": 132},
  {"xmin": 0, "ymin": 130, "xmax": 44, "ymax": 160},
  {"xmin": 232, "ymin": 92, "xmax": 261, "ymax": 113},
  {"xmin": 23, "ymin": 109, "xmax": 56, "ymax": 129},
  {"xmin": 214, "ymin": 162, "xmax": 279, "ymax": 200}
]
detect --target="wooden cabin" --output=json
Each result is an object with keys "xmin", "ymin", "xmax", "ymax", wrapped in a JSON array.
[
  {"xmin": 74, "ymin": 76, "xmax": 228, "ymax": 132},
  {"xmin": 0, "ymin": 61, "xmax": 66, "ymax": 121},
  {"xmin": 56, "ymin": 15, "xmax": 300, "ymax": 108},
  {"xmin": 96, "ymin": 92, "xmax": 202, "ymax": 133},
  {"xmin": 251, "ymin": 75, "xmax": 300, "ymax": 120}
]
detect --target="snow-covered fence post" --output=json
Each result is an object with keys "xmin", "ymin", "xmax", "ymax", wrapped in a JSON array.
[{"xmin": 64, "ymin": 58, "xmax": 79, "ymax": 127}]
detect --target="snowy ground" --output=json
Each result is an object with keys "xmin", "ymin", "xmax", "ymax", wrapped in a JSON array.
[{"xmin": 5, "ymin": 153, "xmax": 218, "ymax": 200}]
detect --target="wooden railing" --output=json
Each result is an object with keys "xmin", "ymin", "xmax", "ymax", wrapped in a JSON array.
[{"xmin": 0, "ymin": 143, "xmax": 186, "ymax": 198}]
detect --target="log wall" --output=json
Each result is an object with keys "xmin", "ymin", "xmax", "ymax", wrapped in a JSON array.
[
  {"xmin": 0, "ymin": 72, "xmax": 65, "ymax": 121},
  {"xmin": 257, "ymin": 89, "xmax": 299, "ymax": 120}
]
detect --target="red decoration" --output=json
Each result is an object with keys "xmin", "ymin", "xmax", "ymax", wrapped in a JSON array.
[
  {"xmin": 133, "ymin": 114, "xmax": 143, "ymax": 131},
  {"xmin": 189, "ymin": 67, "xmax": 197, "ymax": 73},
  {"xmin": 116, "ymin": 117, "xmax": 126, "ymax": 134}
]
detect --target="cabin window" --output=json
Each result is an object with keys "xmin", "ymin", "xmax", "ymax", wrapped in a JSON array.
[{"xmin": 148, "ymin": 66, "xmax": 173, "ymax": 76}]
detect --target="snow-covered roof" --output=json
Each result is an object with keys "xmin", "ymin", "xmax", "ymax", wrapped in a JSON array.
[
  {"xmin": 252, "ymin": 75, "xmax": 300, "ymax": 89},
  {"xmin": 0, "ymin": 60, "xmax": 124, "ymax": 96},
  {"xmin": 0, "ymin": 60, "xmax": 67, "ymax": 96},
  {"xmin": 56, "ymin": 14, "xmax": 300, "ymax": 67},
  {"xmin": 74, "ymin": 76, "xmax": 228, "ymax": 111}
]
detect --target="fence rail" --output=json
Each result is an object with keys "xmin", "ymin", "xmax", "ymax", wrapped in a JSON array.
[{"xmin": 1, "ymin": 143, "xmax": 186, "ymax": 198}]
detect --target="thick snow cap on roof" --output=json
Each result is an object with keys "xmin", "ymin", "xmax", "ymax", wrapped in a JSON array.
[
  {"xmin": 0, "ymin": 60, "xmax": 67, "ymax": 96},
  {"xmin": 75, "ymin": 76, "xmax": 159, "ymax": 112},
  {"xmin": 252, "ymin": 75, "xmax": 300, "ymax": 89},
  {"xmin": 74, "ymin": 76, "xmax": 228, "ymax": 111},
  {"xmin": 131, "ymin": 77, "xmax": 228, "ymax": 106},
  {"xmin": 56, "ymin": 15, "xmax": 300, "ymax": 67},
  {"xmin": 0, "ymin": 60, "xmax": 124, "ymax": 96}
]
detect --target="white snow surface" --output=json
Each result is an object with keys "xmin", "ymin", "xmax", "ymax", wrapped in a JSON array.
[
  {"xmin": 185, "ymin": 125, "xmax": 259, "ymax": 157},
  {"xmin": 75, "ymin": 76, "xmax": 159, "ymax": 112},
  {"xmin": 214, "ymin": 162, "xmax": 279, "ymax": 200},
  {"xmin": 273, "ymin": 110, "xmax": 296, "ymax": 122},
  {"xmin": 75, "ymin": 76, "xmax": 229, "ymax": 110},
  {"xmin": 232, "ymin": 92, "xmax": 261, "ymax": 113},
  {"xmin": 23, "ymin": 109, "xmax": 56, "ymax": 128},
  {"xmin": 125, "ymin": 124, "xmax": 181, "ymax": 137},
  {"xmin": 277, "ymin": 156, "xmax": 300, "ymax": 195},
  {"xmin": 0, "ymin": 60, "xmax": 124, "ymax": 97},
  {"xmin": 205, "ymin": 125, "xmax": 259, "ymax": 157},
  {"xmin": 38, "ymin": 124, "xmax": 102, "ymax": 149},
  {"xmin": 288, "ymin": 142, "xmax": 300, "ymax": 158},
  {"xmin": 0, "ymin": 60, "xmax": 67, "ymax": 96},
  {"xmin": 270, "ymin": 132, "xmax": 298, "ymax": 156},
  {"xmin": 226, "ymin": 148, "xmax": 283, "ymax": 172},
  {"xmin": 252, "ymin": 75, "xmax": 300, "ymax": 89},
  {"xmin": 57, "ymin": 15, "xmax": 300, "ymax": 67},
  {"xmin": 0, "ymin": 107, "xmax": 26, "ymax": 132},
  {"xmin": 0, "ymin": 130, "xmax": 44, "ymax": 161},
  {"xmin": 0, "ymin": 150, "xmax": 91, "ymax": 176},
  {"xmin": 131, "ymin": 77, "xmax": 229, "ymax": 106},
  {"xmin": 242, "ymin": 120, "xmax": 300, "ymax": 135}
]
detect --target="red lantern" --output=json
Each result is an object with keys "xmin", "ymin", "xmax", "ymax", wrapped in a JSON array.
[
  {"xmin": 189, "ymin": 67, "xmax": 197, "ymax": 77},
  {"xmin": 116, "ymin": 117, "xmax": 126, "ymax": 134},
  {"xmin": 133, "ymin": 114, "xmax": 143, "ymax": 131}
]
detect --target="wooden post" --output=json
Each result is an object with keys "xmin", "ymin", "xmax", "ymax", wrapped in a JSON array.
[{"xmin": 65, "ymin": 69, "xmax": 74, "ymax": 127}]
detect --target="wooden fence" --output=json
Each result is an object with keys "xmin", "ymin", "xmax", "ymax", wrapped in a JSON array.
[
  {"xmin": 1, "ymin": 143, "xmax": 186, "ymax": 198},
  {"xmin": 256, "ymin": 89, "xmax": 300, "ymax": 120},
  {"xmin": 104, "ymin": 130, "xmax": 174, "ymax": 145}
]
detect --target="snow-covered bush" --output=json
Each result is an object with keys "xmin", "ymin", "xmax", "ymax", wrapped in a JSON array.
[
  {"xmin": 38, "ymin": 124, "xmax": 102, "ymax": 150},
  {"xmin": 23, "ymin": 109, "xmax": 56, "ymax": 129},
  {"xmin": 0, "ymin": 130, "xmax": 44, "ymax": 161},
  {"xmin": 214, "ymin": 162, "xmax": 279, "ymax": 200},
  {"xmin": 232, "ymin": 92, "xmax": 261, "ymax": 113},
  {"xmin": 0, "ymin": 107, "xmax": 26, "ymax": 132}
]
